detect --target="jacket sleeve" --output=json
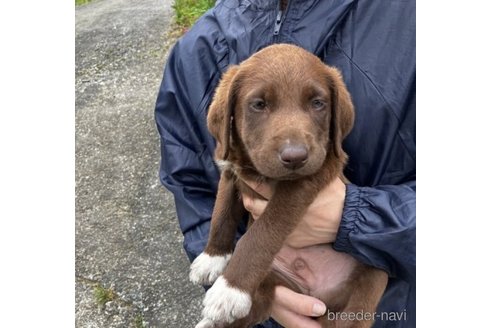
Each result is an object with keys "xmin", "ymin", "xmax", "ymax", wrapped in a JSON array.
[
  {"xmin": 328, "ymin": 0, "xmax": 416, "ymax": 285},
  {"xmin": 333, "ymin": 181, "xmax": 415, "ymax": 283},
  {"xmin": 154, "ymin": 19, "xmax": 229, "ymax": 262}
]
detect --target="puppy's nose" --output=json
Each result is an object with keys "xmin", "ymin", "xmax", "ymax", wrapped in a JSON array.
[{"xmin": 279, "ymin": 144, "xmax": 308, "ymax": 170}]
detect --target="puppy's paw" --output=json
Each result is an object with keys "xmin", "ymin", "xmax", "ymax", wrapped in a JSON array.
[
  {"xmin": 195, "ymin": 318, "xmax": 216, "ymax": 328},
  {"xmin": 200, "ymin": 276, "xmax": 251, "ymax": 324},
  {"xmin": 190, "ymin": 253, "xmax": 232, "ymax": 285}
]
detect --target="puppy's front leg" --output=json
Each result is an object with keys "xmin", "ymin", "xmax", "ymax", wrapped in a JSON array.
[
  {"xmin": 190, "ymin": 170, "xmax": 246, "ymax": 286},
  {"xmin": 198, "ymin": 179, "xmax": 320, "ymax": 327}
]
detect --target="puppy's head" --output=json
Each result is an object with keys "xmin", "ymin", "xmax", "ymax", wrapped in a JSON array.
[{"xmin": 207, "ymin": 44, "xmax": 354, "ymax": 179}]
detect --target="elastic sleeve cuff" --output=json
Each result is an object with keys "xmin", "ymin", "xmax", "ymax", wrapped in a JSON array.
[{"xmin": 333, "ymin": 183, "xmax": 362, "ymax": 254}]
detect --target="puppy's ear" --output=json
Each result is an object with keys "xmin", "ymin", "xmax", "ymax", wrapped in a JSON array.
[
  {"xmin": 325, "ymin": 66, "xmax": 355, "ymax": 159},
  {"xmin": 207, "ymin": 66, "xmax": 240, "ymax": 160}
]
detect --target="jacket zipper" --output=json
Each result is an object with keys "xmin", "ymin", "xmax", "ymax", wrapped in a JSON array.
[
  {"xmin": 273, "ymin": 10, "xmax": 283, "ymax": 37},
  {"xmin": 273, "ymin": 1, "xmax": 292, "ymax": 41}
]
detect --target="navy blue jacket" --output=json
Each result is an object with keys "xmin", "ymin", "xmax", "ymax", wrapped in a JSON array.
[{"xmin": 155, "ymin": 1, "xmax": 415, "ymax": 327}]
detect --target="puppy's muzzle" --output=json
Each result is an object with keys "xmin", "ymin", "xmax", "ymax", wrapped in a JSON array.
[{"xmin": 278, "ymin": 144, "xmax": 308, "ymax": 170}]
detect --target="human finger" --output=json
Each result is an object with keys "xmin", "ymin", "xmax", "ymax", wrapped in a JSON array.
[
  {"xmin": 274, "ymin": 285, "xmax": 326, "ymax": 317},
  {"xmin": 271, "ymin": 306, "xmax": 322, "ymax": 328}
]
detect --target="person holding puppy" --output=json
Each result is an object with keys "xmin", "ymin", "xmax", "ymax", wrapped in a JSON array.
[{"xmin": 155, "ymin": 0, "xmax": 415, "ymax": 327}]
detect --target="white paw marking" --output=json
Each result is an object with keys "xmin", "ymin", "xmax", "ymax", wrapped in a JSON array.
[
  {"xmin": 195, "ymin": 318, "xmax": 215, "ymax": 328},
  {"xmin": 190, "ymin": 253, "xmax": 232, "ymax": 285},
  {"xmin": 201, "ymin": 276, "xmax": 252, "ymax": 324}
]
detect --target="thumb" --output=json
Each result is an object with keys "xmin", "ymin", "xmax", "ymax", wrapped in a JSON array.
[{"xmin": 242, "ymin": 193, "xmax": 268, "ymax": 220}]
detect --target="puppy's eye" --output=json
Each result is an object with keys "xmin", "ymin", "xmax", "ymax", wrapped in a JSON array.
[
  {"xmin": 311, "ymin": 99, "xmax": 326, "ymax": 111},
  {"xmin": 250, "ymin": 99, "xmax": 267, "ymax": 112}
]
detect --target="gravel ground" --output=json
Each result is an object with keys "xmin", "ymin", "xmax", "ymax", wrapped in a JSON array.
[{"xmin": 75, "ymin": 0, "xmax": 203, "ymax": 327}]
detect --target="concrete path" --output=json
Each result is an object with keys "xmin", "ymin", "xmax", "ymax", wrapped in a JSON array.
[{"xmin": 75, "ymin": 0, "xmax": 203, "ymax": 327}]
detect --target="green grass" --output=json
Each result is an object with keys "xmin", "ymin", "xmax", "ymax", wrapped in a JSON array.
[
  {"xmin": 93, "ymin": 284, "xmax": 116, "ymax": 306},
  {"xmin": 134, "ymin": 313, "xmax": 145, "ymax": 328},
  {"xmin": 173, "ymin": 0, "xmax": 215, "ymax": 29},
  {"xmin": 76, "ymin": 0, "xmax": 93, "ymax": 5}
]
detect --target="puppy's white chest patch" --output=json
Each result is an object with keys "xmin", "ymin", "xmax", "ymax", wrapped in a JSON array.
[{"xmin": 215, "ymin": 159, "xmax": 232, "ymax": 171}]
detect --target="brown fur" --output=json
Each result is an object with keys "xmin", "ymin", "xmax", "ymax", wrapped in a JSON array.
[{"xmin": 203, "ymin": 44, "xmax": 387, "ymax": 328}]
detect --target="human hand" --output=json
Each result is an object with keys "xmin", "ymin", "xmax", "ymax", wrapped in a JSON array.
[
  {"xmin": 271, "ymin": 285, "xmax": 326, "ymax": 328},
  {"xmin": 269, "ymin": 243, "xmax": 357, "ymax": 328},
  {"xmin": 241, "ymin": 177, "xmax": 346, "ymax": 248}
]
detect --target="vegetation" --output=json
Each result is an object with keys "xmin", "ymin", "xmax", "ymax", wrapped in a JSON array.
[
  {"xmin": 173, "ymin": 0, "xmax": 215, "ymax": 29},
  {"xmin": 75, "ymin": 0, "xmax": 92, "ymax": 5},
  {"xmin": 92, "ymin": 282, "xmax": 144, "ymax": 327},
  {"xmin": 134, "ymin": 313, "xmax": 145, "ymax": 328},
  {"xmin": 76, "ymin": 0, "xmax": 214, "ymax": 31},
  {"xmin": 93, "ymin": 284, "xmax": 116, "ymax": 306}
]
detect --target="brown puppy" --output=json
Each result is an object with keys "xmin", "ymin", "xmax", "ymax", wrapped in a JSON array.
[{"xmin": 190, "ymin": 44, "xmax": 388, "ymax": 328}]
